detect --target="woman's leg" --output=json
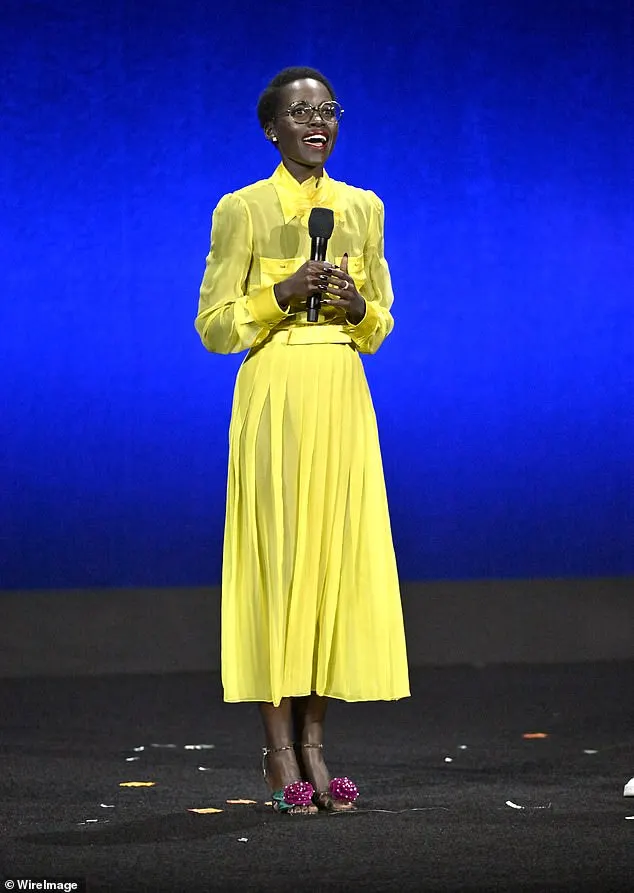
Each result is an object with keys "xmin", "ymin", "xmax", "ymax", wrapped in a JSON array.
[
  {"xmin": 292, "ymin": 695, "xmax": 337, "ymax": 792},
  {"xmin": 292, "ymin": 694, "xmax": 356, "ymax": 810},
  {"xmin": 259, "ymin": 699, "xmax": 317, "ymax": 813}
]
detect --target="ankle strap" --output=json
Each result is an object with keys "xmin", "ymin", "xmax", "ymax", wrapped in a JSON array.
[
  {"xmin": 300, "ymin": 742, "xmax": 323, "ymax": 749},
  {"xmin": 262, "ymin": 744, "xmax": 295, "ymax": 756},
  {"xmin": 261, "ymin": 743, "xmax": 294, "ymax": 777}
]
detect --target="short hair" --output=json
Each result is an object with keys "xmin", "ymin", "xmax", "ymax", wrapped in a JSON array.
[{"xmin": 257, "ymin": 66, "xmax": 336, "ymax": 129}]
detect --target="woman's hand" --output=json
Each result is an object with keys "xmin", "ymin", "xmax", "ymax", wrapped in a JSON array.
[
  {"xmin": 274, "ymin": 260, "xmax": 338, "ymax": 312},
  {"xmin": 273, "ymin": 254, "xmax": 366, "ymax": 325},
  {"xmin": 321, "ymin": 254, "xmax": 366, "ymax": 325}
]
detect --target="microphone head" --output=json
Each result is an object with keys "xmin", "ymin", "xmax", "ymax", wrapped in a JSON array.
[{"xmin": 308, "ymin": 207, "xmax": 334, "ymax": 239}]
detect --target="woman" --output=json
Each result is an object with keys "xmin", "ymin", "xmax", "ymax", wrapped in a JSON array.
[{"xmin": 195, "ymin": 67, "xmax": 409, "ymax": 814}]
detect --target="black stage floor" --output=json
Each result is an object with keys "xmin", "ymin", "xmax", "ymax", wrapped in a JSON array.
[{"xmin": 1, "ymin": 663, "xmax": 633, "ymax": 892}]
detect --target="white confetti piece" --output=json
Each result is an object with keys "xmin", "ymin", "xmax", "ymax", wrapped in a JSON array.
[
  {"xmin": 151, "ymin": 743, "xmax": 177, "ymax": 748},
  {"xmin": 126, "ymin": 757, "xmax": 140, "ymax": 762},
  {"xmin": 133, "ymin": 746, "xmax": 145, "ymax": 752},
  {"xmin": 184, "ymin": 744, "xmax": 216, "ymax": 750},
  {"xmin": 583, "ymin": 749, "xmax": 598, "ymax": 755},
  {"xmin": 238, "ymin": 837, "xmax": 248, "ymax": 842},
  {"xmin": 198, "ymin": 766, "xmax": 212, "ymax": 771},
  {"xmin": 625, "ymin": 816, "xmax": 634, "ymax": 820},
  {"xmin": 444, "ymin": 757, "xmax": 453, "ymax": 763},
  {"xmin": 505, "ymin": 799, "xmax": 551, "ymax": 810},
  {"xmin": 458, "ymin": 745, "xmax": 468, "ymax": 750},
  {"xmin": 623, "ymin": 778, "xmax": 634, "ymax": 797},
  {"xmin": 100, "ymin": 804, "xmax": 115, "ymax": 808}
]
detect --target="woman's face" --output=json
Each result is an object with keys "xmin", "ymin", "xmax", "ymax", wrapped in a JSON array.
[{"xmin": 267, "ymin": 78, "xmax": 339, "ymax": 172}]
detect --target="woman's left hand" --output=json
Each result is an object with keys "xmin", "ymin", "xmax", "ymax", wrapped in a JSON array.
[{"xmin": 321, "ymin": 254, "xmax": 366, "ymax": 325}]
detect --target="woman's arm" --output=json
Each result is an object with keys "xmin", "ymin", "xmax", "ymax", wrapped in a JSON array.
[
  {"xmin": 343, "ymin": 192, "xmax": 395, "ymax": 355},
  {"xmin": 194, "ymin": 192, "xmax": 289, "ymax": 354}
]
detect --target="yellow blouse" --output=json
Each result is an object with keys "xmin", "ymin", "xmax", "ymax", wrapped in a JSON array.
[{"xmin": 195, "ymin": 162, "xmax": 394, "ymax": 355}]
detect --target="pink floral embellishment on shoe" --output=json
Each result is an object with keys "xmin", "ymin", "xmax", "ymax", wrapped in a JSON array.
[
  {"xmin": 282, "ymin": 780, "xmax": 314, "ymax": 806},
  {"xmin": 329, "ymin": 777, "xmax": 359, "ymax": 802}
]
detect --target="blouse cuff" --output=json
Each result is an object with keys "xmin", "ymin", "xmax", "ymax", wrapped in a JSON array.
[
  {"xmin": 246, "ymin": 286, "xmax": 289, "ymax": 328},
  {"xmin": 346, "ymin": 299, "xmax": 379, "ymax": 339}
]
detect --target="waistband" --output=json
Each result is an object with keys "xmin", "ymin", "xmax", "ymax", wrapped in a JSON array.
[{"xmin": 266, "ymin": 325, "xmax": 353, "ymax": 346}]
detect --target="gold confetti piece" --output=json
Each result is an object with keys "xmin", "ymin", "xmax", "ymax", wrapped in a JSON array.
[
  {"xmin": 264, "ymin": 800, "xmax": 272, "ymax": 806},
  {"xmin": 119, "ymin": 782, "xmax": 157, "ymax": 787},
  {"xmin": 522, "ymin": 732, "xmax": 549, "ymax": 739},
  {"xmin": 226, "ymin": 799, "xmax": 257, "ymax": 805},
  {"xmin": 187, "ymin": 807, "xmax": 224, "ymax": 814}
]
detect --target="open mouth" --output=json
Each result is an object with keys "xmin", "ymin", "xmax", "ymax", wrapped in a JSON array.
[{"xmin": 301, "ymin": 131, "xmax": 329, "ymax": 150}]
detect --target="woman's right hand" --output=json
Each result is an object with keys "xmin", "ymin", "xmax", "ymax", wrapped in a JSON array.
[{"xmin": 274, "ymin": 261, "xmax": 337, "ymax": 311}]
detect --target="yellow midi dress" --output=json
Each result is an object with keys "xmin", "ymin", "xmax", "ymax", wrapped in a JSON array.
[{"xmin": 195, "ymin": 162, "xmax": 410, "ymax": 706}]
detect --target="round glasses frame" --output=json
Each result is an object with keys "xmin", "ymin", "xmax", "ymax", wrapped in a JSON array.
[{"xmin": 278, "ymin": 100, "xmax": 345, "ymax": 125}]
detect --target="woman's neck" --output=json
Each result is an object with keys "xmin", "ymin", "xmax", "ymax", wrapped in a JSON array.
[{"xmin": 282, "ymin": 158, "xmax": 323, "ymax": 184}]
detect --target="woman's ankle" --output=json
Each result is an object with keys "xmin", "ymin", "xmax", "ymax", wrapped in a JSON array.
[{"xmin": 263, "ymin": 744, "xmax": 303, "ymax": 791}]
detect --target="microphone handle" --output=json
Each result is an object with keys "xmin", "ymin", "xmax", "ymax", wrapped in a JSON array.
[{"xmin": 307, "ymin": 236, "xmax": 328, "ymax": 322}]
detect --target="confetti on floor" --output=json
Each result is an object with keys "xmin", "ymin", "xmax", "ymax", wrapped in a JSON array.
[
  {"xmin": 505, "ymin": 800, "xmax": 552, "ymax": 810},
  {"xmin": 522, "ymin": 733, "xmax": 549, "ymax": 739},
  {"xmin": 188, "ymin": 807, "xmax": 224, "ymax": 814},
  {"xmin": 226, "ymin": 799, "xmax": 257, "ymax": 805},
  {"xmin": 184, "ymin": 744, "xmax": 216, "ymax": 750},
  {"xmin": 623, "ymin": 778, "xmax": 634, "ymax": 796},
  {"xmin": 119, "ymin": 781, "xmax": 156, "ymax": 787},
  {"xmin": 330, "ymin": 807, "xmax": 451, "ymax": 815},
  {"xmin": 583, "ymin": 749, "xmax": 599, "ymax": 755}
]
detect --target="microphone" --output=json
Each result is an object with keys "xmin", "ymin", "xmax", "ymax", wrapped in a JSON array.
[{"xmin": 307, "ymin": 207, "xmax": 335, "ymax": 322}]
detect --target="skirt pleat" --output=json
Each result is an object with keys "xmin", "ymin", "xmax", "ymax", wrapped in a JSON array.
[{"xmin": 221, "ymin": 341, "xmax": 409, "ymax": 705}]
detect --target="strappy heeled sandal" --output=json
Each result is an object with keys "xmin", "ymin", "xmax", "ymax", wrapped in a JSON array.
[
  {"xmin": 300, "ymin": 742, "xmax": 359, "ymax": 811},
  {"xmin": 261, "ymin": 744, "xmax": 317, "ymax": 814}
]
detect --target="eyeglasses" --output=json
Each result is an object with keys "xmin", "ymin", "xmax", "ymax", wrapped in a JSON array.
[{"xmin": 278, "ymin": 100, "xmax": 344, "ymax": 125}]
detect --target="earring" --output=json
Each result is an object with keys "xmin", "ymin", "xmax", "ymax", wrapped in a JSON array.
[{"xmin": 271, "ymin": 136, "xmax": 278, "ymax": 143}]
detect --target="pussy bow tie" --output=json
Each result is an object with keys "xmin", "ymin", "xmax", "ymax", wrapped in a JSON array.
[{"xmin": 276, "ymin": 182, "xmax": 345, "ymax": 227}]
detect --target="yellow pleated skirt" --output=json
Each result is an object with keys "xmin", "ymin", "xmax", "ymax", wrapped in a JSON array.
[{"xmin": 221, "ymin": 338, "xmax": 410, "ymax": 706}]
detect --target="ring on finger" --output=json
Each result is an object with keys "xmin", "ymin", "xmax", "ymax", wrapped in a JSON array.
[{"xmin": 340, "ymin": 281, "xmax": 349, "ymax": 291}]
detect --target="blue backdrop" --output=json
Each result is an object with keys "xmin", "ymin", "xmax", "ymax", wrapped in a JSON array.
[{"xmin": 2, "ymin": 0, "xmax": 633, "ymax": 589}]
